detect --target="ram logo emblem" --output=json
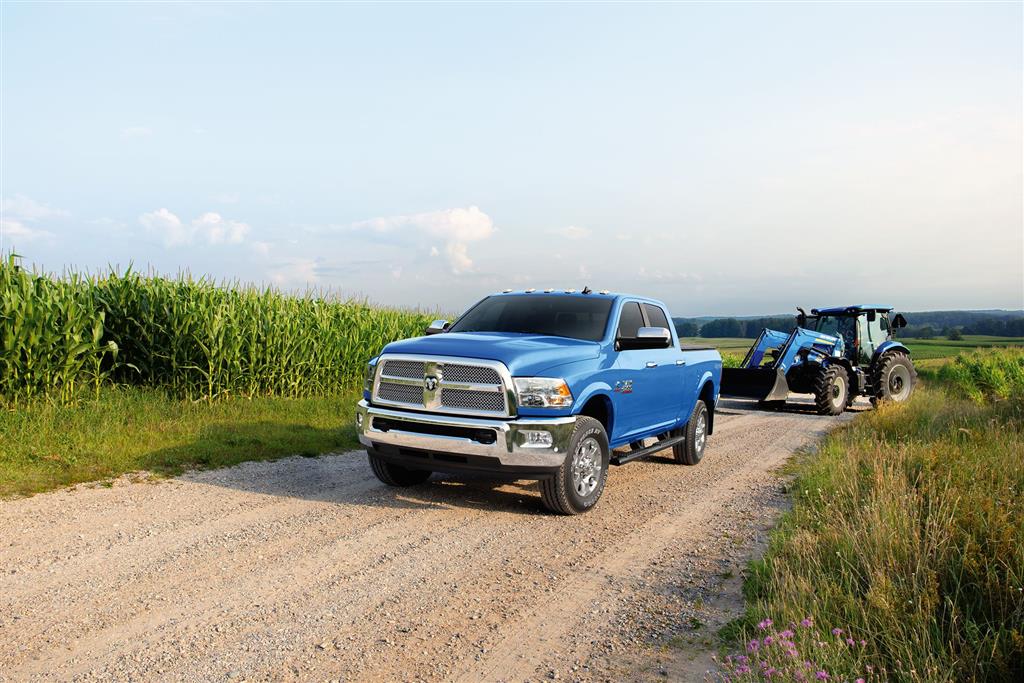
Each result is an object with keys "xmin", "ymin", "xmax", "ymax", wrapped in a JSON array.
[
  {"xmin": 613, "ymin": 379, "xmax": 633, "ymax": 394},
  {"xmin": 424, "ymin": 376, "xmax": 439, "ymax": 391}
]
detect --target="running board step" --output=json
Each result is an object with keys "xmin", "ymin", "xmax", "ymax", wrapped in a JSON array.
[{"xmin": 610, "ymin": 434, "xmax": 686, "ymax": 466}]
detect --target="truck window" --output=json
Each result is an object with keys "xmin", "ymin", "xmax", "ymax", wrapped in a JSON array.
[
  {"xmin": 617, "ymin": 302, "xmax": 645, "ymax": 338},
  {"xmin": 447, "ymin": 295, "xmax": 613, "ymax": 341},
  {"xmin": 642, "ymin": 303, "xmax": 671, "ymax": 332}
]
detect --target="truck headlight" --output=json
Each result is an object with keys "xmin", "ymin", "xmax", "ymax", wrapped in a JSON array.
[
  {"xmin": 513, "ymin": 377, "xmax": 574, "ymax": 408},
  {"xmin": 364, "ymin": 361, "xmax": 376, "ymax": 392}
]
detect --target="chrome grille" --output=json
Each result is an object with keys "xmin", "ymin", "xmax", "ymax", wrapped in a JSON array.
[
  {"xmin": 381, "ymin": 359, "xmax": 425, "ymax": 379},
  {"xmin": 441, "ymin": 364, "xmax": 500, "ymax": 385},
  {"xmin": 372, "ymin": 355, "xmax": 510, "ymax": 417},
  {"xmin": 441, "ymin": 388, "xmax": 505, "ymax": 412},
  {"xmin": 376, "ymin": 383, "xmax": 423, "ymax": 404}
]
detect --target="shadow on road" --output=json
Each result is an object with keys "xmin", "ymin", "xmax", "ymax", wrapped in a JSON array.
[{"xmin": 140, "ymin": 421, "xmax": 552, "ymax": 516}]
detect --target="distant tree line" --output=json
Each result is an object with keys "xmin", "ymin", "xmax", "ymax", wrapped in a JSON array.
[{"xmin": 673, "ymin": 311, "xmax": 1024, "ymax": 339}]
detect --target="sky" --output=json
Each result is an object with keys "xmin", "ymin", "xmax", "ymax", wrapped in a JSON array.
[{"xmin": 1, "ymin": 1, "xmax": 1022, "ymax": 316}]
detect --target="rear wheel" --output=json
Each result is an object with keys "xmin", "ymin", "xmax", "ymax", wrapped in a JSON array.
[
  {"xmin": 367, "ymin": 450, "xmax": 432, "ymax": 486},
  {"xmin": 813, "ymin": 365, "xmax": 849, "ymax": 416},
  {"xmin": 873, "ymin": 352, "xmax": 916, "ymax": 404},
  {"xmin": 673, "ymin": 400, "xmax": 709, "ymax": 465},
  {"xmin": 540, "ymin": 416, "xmax": 609, "ymax": 515}
]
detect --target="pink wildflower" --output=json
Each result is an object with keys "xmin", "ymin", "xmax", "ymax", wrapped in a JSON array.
[
  {"xmin": 748, "ymin": 639, "xmax": 760, "ymax": 652},
  {"xmin": 801, "ymin": 617, "xmax": 813, "ymax": 627},
  {"xmin": 832, "ymin": 628, "xmax": 843, "ymax": 637},
  {"xmin": 758, "ymin": 618, "xmax": 773, "ymax": 630},
  {"xmin": 816, "ymin": 672, "xmax": 830, "ymax": 680}
]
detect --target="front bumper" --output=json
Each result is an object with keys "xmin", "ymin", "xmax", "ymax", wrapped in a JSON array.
[{"xmin": 355, "ymin": 400, "xmax": 575, "ymax": 473}]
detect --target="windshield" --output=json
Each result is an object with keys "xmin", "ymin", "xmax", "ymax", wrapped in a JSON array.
[
  {"xmin": 809, "ymin": 314, "xmax": 857, "ymax": 351},
  {"xmin": 447, "ymin": 295, "xmax": 613, "ymax": 341}
]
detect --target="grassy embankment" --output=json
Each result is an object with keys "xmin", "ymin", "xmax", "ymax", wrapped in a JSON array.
[
  {"xmin": 1, "ymin": 255, "xmax": 433, "ymax": 497},
  {"xmin": 717, "ymin": 348, "xmax": 1024, "ymax": 682}
]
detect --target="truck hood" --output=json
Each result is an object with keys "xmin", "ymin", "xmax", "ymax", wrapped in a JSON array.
[{"xmin": 380, "ymin": 332, "xmax": 601, "ymax": 377}]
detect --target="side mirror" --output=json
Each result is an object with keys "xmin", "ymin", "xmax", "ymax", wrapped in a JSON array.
[
  {"xmin": 892, "ymin": 313, "xmax": 907, "ymax": 329},
  {"xmin": 796, "ymin": 307, "xmax": 807, "ymax": 329},
  {"xmin": 425, "ymin": 319, "xmax": 450, "ymax": 335},
  {"xmin": 617, "ymin": 326, "xmax": 671, "ymax": 351}
]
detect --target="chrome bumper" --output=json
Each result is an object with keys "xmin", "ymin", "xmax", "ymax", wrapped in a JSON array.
[{"xmin": 355, "ymin": 400, "xmax": 575, "ymax": 469}]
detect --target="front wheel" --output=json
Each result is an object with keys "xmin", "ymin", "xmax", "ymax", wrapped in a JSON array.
[
  {"xmin": 539, "ymin": 416, "xmax": 610, "ymax": 515},
  {"xmin": 813, "ymin": 365, "xmax": 849, "ymax": 416},
  {"xmin": 367, "ymin": 450, "xmax": 432, "ymax": 486},
  {"xmin": 673, "ymin": 400, "xmax": 709, "ymax": 465}
]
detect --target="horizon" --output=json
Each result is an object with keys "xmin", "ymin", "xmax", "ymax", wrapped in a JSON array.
[{"xmin": 2, "ymin": 2, "xmax": 1022, "ymax": 315}]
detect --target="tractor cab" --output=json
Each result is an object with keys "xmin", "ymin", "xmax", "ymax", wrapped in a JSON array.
[{"xmin": 796, "ymin": 306, "xmax": 907, "ymax": 367}]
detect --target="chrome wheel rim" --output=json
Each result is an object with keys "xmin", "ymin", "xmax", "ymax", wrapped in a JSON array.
[
  {"xmin": 888, "ymin": 366, "xmax": 911, "ymax": 401},
  {"xmin": 571, "ymin": 436, "xmax": 602, "ymax": 497},
  {"xmin": 694, "ymin": 411, "xmax": 707, "ymax": 452}
]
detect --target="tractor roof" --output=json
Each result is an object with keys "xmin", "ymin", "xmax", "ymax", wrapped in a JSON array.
[{"xmin": 812, "ymin": 305, "xmax": 894, "ymax": 315}]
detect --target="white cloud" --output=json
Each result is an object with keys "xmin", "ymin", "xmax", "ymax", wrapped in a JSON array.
[
  {"xmin": 552, "ymin": 225, "xmax": 591, "ymax": 240},
  {"xmin": 251, "ymin": 241, "xmax": 273, "ymax": 257},
  {"xmin": 121, "ymin": 126, "xmax": 153, "ymax": 139},
  {"xmin": 269, "ymin": 258, "xmax": 318, "ymax": 287},
  {"xmin": 354, "ymin": 205, "xmax": 494, "ymax": 274},
  {"xmin": 1, "ymin": 195, "xmax": 69, "ymax": 221},
  {"xmin": 1, "ymin": 218, "xmax": 55, "ymax": 243},
  {"xmin": 140, "ymin": 208, "xmax": 251, "ymax": 247},
  {"xmin": 192, "ymin": 212, "xmax": 250, "ymax": 245}
]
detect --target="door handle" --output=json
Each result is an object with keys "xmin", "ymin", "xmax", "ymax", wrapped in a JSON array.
[
  {"xmin": 645, "ymin": 362, "xmax": 658, "ymax": 368},
  {"xmin": 676, "ymin": 359, "xmax": 686, "ymax": 366}
]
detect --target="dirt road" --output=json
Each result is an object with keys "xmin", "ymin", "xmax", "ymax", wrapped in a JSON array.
[{"xmin": 0, "ymin": 398, "xmax": 858, "ymax": 682}]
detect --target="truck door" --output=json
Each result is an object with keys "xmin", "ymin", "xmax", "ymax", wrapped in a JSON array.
[
  {"xmin": 641, "ymin": 303, "xmax": 688, "ymax": 424},
  {"xmin": 612, "ymin": 301, "xmax": 684, "ymax": 441}
]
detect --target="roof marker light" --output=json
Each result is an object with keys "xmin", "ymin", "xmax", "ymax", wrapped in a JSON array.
[
  {"xmin": 543, "ymin": 288, "xmax": 554, "ymax": 293},
  {"xmin": 565, "ymin": 289, "xmax": 577, "ymax": 293},
  {"xmin": 599, "ymin": 290, "xmax": 610, "ymax": 295},
  {"xmin": 525, "ymin": 288, "xmax": 536, "ymax": 293}
]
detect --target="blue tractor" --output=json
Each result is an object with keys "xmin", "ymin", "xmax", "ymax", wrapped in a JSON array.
[{"xmin": 721, "ymin": 305, "xmax": 917, "ymax": 415}]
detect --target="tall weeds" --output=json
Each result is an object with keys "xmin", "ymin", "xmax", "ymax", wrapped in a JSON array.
[{"xmin": 727, "ymin": 351, "xmax": 1023, "ymax": 682}]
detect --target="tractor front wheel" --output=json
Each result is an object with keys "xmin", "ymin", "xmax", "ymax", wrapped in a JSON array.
[
  {"xmin": 873, "ymin": 352, "xmax": 916, "ymax": 404},
  {"xmin": 813, "ymin": 365, "xmax": 849, "ymax": 416}
]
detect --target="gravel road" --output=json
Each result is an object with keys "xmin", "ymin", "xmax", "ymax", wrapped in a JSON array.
[{"xmin": 0, "ymin": 398, "xmax": 860, "ymax": 682}]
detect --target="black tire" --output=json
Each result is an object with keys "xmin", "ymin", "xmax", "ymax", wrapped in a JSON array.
[
  {"xmin": 673, "ymin": 400, "xmax": 709, "ymax": 465},
  {"xmin": 539, "ymin": 416, "xmax": 609, "ymax": 515},
  {"xmin": 872, "ymin": 351, "xmax": 916, "ymax": 404},
  {"xmin": 812, "ymin": 365, "xmax": 850, "ymax": 416},
  {"xmin": 367, "ymin": 450, "xmax": 432, "ymax": 486}
]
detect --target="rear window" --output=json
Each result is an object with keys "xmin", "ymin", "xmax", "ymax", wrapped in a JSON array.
[{"xmin": 448, "ymin": 295, "xmax": 613, "ymax": 341}]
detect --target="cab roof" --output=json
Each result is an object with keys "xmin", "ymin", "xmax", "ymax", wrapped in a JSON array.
[{"xmin": 812, "ymin": 305, "xmax": 894, "ymax": 315}]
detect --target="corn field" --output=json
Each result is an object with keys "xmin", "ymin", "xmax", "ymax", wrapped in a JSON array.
[{"xmin": 1, "ymin": 254, "xmax": 434, "ymax": 405}]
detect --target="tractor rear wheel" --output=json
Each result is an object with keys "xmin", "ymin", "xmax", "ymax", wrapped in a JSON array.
[
  {"xmin": 812, "ymin": 365, "xmax": 849, "ymax": 416},
  {"xmin": 873, "ymin": 351, "xmax": 916, "ymax": 404}
]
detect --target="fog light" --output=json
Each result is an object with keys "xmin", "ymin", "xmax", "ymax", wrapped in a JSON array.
[
  {"xmin": 356, "ymin": 412, "xmax": 364, "ymax": 428},
  {"xmin": 520, "ymin": 430, "xmax": 553, "ymax": 448}
]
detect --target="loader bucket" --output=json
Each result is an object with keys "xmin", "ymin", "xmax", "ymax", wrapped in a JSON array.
[{"xmin": 721, "ymin": 367, "xmax": 790, "ymax": 402}]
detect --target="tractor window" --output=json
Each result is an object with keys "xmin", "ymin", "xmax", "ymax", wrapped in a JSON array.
[{"xmin": 617, "ymin": 302, "xmax": 645, "ymax": 338}]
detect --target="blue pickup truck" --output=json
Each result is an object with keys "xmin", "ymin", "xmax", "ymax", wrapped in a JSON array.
[{"xmin": 355, "ymin": 290, "xmax": 722, "ymax": 514}]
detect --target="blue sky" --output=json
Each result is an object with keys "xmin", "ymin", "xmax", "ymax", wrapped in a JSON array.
[{"xmin": 1, "ymin": 1, "xmax": 1021, "ymax": 315}]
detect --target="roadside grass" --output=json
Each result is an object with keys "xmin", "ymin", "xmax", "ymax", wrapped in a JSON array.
[
  {"xmin": 0, "ymin": 386, "xmax": 361, "ymax": 498},
  {"xmin": 719, "ymin": 349, "xmax": 1024, "ymax": 682}
]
